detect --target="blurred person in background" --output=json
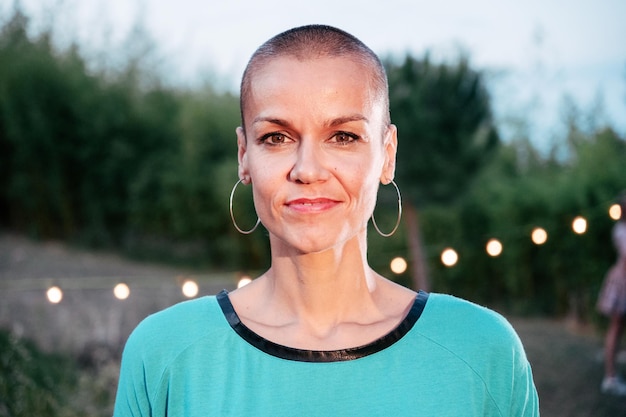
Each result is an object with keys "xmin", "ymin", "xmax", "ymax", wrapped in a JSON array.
[
  {"xmin": 113, "ymin": 24, "xmax": 539, "ymax": 416},
  {"xmin": 597, "ymin": 193, "xmax": 626, "ymax": 395}
]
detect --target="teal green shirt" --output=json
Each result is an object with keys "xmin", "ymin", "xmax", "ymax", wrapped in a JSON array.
[{"xmin": 114, "ymin": 291, "xmax": 539, "ymax": 416}]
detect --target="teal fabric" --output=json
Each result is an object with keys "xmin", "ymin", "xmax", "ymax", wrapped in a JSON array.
[{"xmin": 114, "ymin": 293, "xmax": 539, "ymax": 416}]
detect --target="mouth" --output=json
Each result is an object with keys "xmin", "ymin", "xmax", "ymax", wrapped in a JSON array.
[{"xmin": 285, "ymin": 198, "xmax": 340, "ymax": 213}]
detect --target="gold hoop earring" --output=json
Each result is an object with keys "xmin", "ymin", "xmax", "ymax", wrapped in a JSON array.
[
  {"xmin": 371, "ymin": 180, "xmax": 402, "ymax": 237},
  {"xmin": 229, "ymin": 179, "xmax": 260, "ymax": 234}
]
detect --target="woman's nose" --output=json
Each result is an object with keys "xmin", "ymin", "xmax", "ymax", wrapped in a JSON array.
[{"xmin": 289, "ymin": 140, "xmax": 329, "ymax": 184}]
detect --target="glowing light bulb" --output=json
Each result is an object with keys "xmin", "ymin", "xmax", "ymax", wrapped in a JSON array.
[
  {"xmin": 237, "ymin": 277, "xmax": 252, "ymax": 288},
  {"xmin": 441, "ymin": 248, "xmax": 458, "ymax": 267},
  {"xmin": 531, "ymin": 227, "xmax": 548, "ymax": 245},
  {"xmin": 114, "ymin": 283, "xmax": 130, "ymax": 300},
  {"xmin": 572, "ymin": 216, "xmax": 587, "ymax": 234},
  {"xmin": 182, "ymin": 280, "xmax": 199, "ymax": 298},
  {"xmin": 609, "ymin": 204, "xmax": 621, "ymax": 221},
  {"xmin": 390, "ymin": 257, "xmax": 408, "ymax": 274},
  {"xmin": 486, "ymin": 239, "xmax": 503, "ymax": 257},
  {"xmin": 47, "ymin": 286, "xmax": 63, "ymax": 304}
]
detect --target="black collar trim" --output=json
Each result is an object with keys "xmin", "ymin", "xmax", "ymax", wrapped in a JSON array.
[{"xmin": 216, "ymin": 289, "xmax": 429, "ymax": 362}]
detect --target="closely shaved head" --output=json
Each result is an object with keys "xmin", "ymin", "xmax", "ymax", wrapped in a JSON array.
[{"xmin": 239, "ymin": 25, "xmax": 390, "ymax": 132}]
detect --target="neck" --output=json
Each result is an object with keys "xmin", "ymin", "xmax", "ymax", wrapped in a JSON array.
[
  {"xmin": 229, "ymin": 234, "xmax": 417, "ymax": 350},
  {"xmin": 263, "ymin": 236, "xmax": 379, "ymax": 323}
]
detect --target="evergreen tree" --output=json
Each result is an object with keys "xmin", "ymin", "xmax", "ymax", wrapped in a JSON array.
[{"xmin": 386, "ymin": 54, "xmax": 499, "ymax": 290}]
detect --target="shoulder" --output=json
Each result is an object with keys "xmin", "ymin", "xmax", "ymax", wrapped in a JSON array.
[
  {"xmin": 419, "ymin": 292, "xmax": 526, "ymax": 355},
  {"xmin": 122, "ymin": 295, "xmax": 225, "ymax": 363},
  {"xmin": 132, "ymin": 295, "xmax": 218, "ymax": 334},
  {"xmin": 417, "ymin": 292, "xmax": 534, "ymax": 390},
  {"xmin": 425, "ymin": 293, "xmax": 512, "ymax": 326},
  {"xmin": 418, "ymin": 293, "xmax": 538, "ymax": 415},
  {"xmin": 115, "ymin": 295, "xmax": 230, "ymax": 414}
]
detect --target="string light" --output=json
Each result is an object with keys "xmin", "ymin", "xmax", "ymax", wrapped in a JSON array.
[
  {"xmin": 113, "ymin": 283, "xmax": 130, "ymax": 300},
  {"xmin": 390, "ymin": 257, "xmax": 408, "ymax": 274},
  {"xmin": 609, "ymin": 204, "xmax": 621, "ymax": 220},
  {"xmin": 6, "ymin": 200, "xmax": 619, "ymax": 297},
  {"xmin": 572, "ymin": 216, "xmax": 587, "ymax": 234},
  {"xmin": 531, "ymin": 227, "xmax": 548, "ymax": 245},
  {"xmin": 441, "ymin": 248, "xmax": 458, "ymax": 267},
  {"xmin": 46, "ymin": 286, "xmax": 63, "ymax": 304},
  {"xmin": 486, "ymin": 239, "xmax": 503, "ymax": 257},
  {"xmin": 182, "ymin": 280, "xmax": 199, "ymax": 298}
]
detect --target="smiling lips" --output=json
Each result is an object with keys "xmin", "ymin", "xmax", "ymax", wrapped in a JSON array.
[{"xmin": 285, "ymin": 198, "xmax": 340, "ymax": 213}]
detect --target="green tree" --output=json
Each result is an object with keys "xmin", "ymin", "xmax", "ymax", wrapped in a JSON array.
[
  {"xmin": 0, "ymin": 9, "xmax": 91, "ymax": 237},
  {"xmin": 419, "ymin": 122, "xmax": 626, "ymax": 317},
  {"xmin": 386, "ymin": 54, "xmax": 499, "ymax": 290}
]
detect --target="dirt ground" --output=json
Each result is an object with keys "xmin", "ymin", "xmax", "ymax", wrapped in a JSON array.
[
  {"xmin": 1, "ymin": 233, "xmax": 626, "ymax": 416},
  {"xmin": 0, "ymin": 233, "xmax": 235, "ymax": 356},
  {"xmin": 513, "ymin": 318, "xmax": 626, "ymax": 416}
]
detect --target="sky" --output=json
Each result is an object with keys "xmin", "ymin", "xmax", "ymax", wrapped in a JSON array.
[{"xmin": 3, "ymin": 0, "xmax": 626, "ymax": 150}]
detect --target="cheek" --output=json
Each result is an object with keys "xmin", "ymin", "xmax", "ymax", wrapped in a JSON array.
[
  {"xmin": 248, "ymin": 152, "xmax": 286, "ymax": 185},
  {"xmin": 347, "ymin": 169, "xmax": 381, "ymax": 208},
  {"xmin": 362, "ymin": 181, "xmax": 381, "ymax": 213},
  {"xmin": 250, "ymin": 169, "xmax": 282, "ymax": 217}
]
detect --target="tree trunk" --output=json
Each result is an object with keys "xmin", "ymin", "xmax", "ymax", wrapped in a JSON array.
[{"xmin": 404, "ymin": 202, "xmax": 429, "ymax": 291}]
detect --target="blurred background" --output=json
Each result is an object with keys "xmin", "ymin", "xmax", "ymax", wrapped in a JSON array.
[{"xmin": 1, "ymin": 0, "xmax": 625, "ymax": 415}]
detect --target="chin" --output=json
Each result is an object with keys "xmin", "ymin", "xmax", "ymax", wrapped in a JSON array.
[{"xmin": 272, "ymin": 229, "xmax": 362, "ymax": 256}]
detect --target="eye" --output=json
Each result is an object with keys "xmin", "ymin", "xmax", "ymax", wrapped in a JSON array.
[
  {"xmin": 259, "ymin": 132, "xmax": 289, "ymax": 145},
  {"xmin": 332, "ymin": 131, "xmax": 360, "ymax": 144}
]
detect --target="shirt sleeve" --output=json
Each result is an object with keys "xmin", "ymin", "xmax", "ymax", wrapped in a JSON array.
[
  {"xmin": 497, "ymin": 314, "xmax": 540, "ymax": 416},
  {"xmin": 113, "ymin": 324, "xmax": 154, "ymax": 417},
  {"xmin": 512, "ymin": 354, "xmax": 540, "ymax": 416}
]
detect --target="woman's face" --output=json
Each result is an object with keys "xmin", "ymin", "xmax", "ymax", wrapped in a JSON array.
[{"xmin": 237, "ymin": 55, "xmax": 397, "ymax": 254}]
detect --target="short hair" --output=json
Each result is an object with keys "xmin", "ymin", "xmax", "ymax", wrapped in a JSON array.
[{"xmin": 239, "ymin": 24, "xmax": 390, "ymax": 131}]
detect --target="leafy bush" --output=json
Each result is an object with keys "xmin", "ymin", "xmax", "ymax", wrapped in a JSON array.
[
  {"xmin": 0, "ymin": 329, "xmax": 120, "ymax": 417},
  {"xmin": 0, "ymin": 329, "xmax": 77, "ymax": 417}
]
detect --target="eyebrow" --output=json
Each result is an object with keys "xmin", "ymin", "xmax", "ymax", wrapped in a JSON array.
[
  {"xmin": 252, "ymin": 114, "xmax": 369, "ymax": 127},
  {"xmin": 326, "ymin": 114, "xmax": 369, "ymax": 127},
  {"xmin": 252, "ymin": 117, "xmax": 289, "ymax": 127}
]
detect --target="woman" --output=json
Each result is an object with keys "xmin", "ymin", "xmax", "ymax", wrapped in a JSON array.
[
  {"xmin": 114, "ymin": 25, "xmax": 539, "ymax": 416},
  {"xmin": 597, "ymin": 194, "xmax": 626, "ymax": 395}
]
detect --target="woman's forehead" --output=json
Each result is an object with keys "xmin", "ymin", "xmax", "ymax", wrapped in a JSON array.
[
  {"xmin": 257, "ymin": 57, "xmax": 368, "ymax": 90},
  {"xmin": 244, "ymin": 56, "xmax": 383, "ymax": 120}
]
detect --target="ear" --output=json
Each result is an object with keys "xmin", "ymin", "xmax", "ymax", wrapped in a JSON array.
[
  {"xmin": 236, "ymin": 127, "xmax": 250, "ymax": 184},
  {"xmin": 380, "ymin": 124, "xmax": 398, "ymax": 185}
]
